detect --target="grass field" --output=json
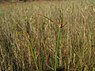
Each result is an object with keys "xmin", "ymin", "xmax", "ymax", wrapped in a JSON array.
[{"xmin": 0, "ymin": 0, "xmax": 95, "ymax": 71}]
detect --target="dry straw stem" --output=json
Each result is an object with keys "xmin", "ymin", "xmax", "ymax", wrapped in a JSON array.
[{"xmin": 38, "ymin": 13, "xmax": 67, "ymax": 28}]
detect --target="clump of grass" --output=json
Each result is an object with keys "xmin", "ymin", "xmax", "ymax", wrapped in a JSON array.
[{"xmin": 0, "ymin": 0, "xmax": 95, "ymax": 71}]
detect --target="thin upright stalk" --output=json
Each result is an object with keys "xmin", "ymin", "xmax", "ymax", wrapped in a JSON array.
[
  {"xmin": 54, "ymin": 27, "xmax": 61, "ymax": 71},
  {"xmin": 29, "ymin": 42, "xmax": 39, "ymax": 71}
]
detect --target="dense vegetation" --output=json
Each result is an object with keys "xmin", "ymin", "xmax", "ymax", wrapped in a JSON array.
[
  {"xmin": 0, "ymin": 0, "xmax": 61, "ymax": 3},
  {"xmin": 0, "ymin": 0, "xmax": 95, "ymax": 71}
]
